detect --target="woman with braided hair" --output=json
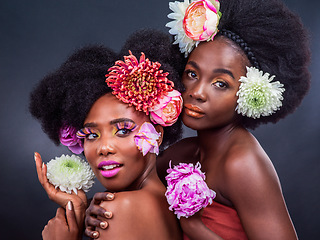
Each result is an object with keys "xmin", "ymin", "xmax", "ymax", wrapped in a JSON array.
[{"xmin": 85, "ymin": 0, "xmax": 310, "ymax": 239}]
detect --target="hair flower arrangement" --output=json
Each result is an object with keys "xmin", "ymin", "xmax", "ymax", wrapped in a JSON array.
[
  {"xmin": 59, "ymin": 125, "xmax": 83, "ymax": 154},
  {"xmin": 106, "ymin": 51, "xmax": 183, "ymax": 126},
  {"xmin": 149, "ymin": 89, "xmax": 183, "ymax": 127},
  {"xmin": 236, "ymin": 66, "xmax": 285, "ymax": 119},
  {"xmin": 46, "ymin": 154, "xmax": 95, "ymax": 194},
  {"xmin": 165, "ymin": 161, "xmax": 216, "ymax": 219},
  {"xmin": 134, "ymin": 122, "xmax": 161, "ymax": 156},
  {"xmin": 166, "ymin": 0, "xmax": 222, "ymax": 57}
]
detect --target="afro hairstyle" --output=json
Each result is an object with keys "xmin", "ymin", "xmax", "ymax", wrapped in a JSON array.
[
  {"xmin": 29, "ymin": 29, "xmax": 186, "ymax": 151},
  {"xmin": 211, "ymin": 0, "xmax": 311, "ymax": 129}
]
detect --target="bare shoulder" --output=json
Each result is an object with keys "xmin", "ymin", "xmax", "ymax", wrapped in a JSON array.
[
  {"xmin": 223, "ymin": 133, "xmax": 281, "ymax": 198},
  {"xmin": 98, "ymin": 190, "xmax": 182, "ymax": 239},
  {"xmin": 221, "ymin": 131, "xmax": 297, "ymax": 239}
]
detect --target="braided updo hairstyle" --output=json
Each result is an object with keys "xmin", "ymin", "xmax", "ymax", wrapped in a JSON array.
[
  {"xmin": 29, "ymin": 29, "xmax": 185, "ymax": 151},
  {"xmin": 214, "ymin": 0, "xmax": 311, "ymax": 129}
]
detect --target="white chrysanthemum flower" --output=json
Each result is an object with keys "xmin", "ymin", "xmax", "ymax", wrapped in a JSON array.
[
  {"xmin": 46, "ymin": 154, "xmax": 95, "ymax": 194},
  {"xmin": 166, "ymin": 0, "xmax": 199, "ymax": 57},
  {"xmin": 236, "ymin": 67, "xmax": 285, "ymax": 119}
]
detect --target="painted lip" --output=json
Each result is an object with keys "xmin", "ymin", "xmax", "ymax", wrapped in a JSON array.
[
  {"xmin": 184, "ymin": 104, "xmax": 205, "ymax": 119},
  {"xmin": 98, "ymin": 160, "xmax": 122, "ymax": 178}
]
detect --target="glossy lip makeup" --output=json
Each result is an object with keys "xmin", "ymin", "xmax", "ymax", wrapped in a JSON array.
[
  {"xmin": 184, "ymin": 104, "xmax": 205, "ymax": 119},
  {"xmin": 98, "ymin": 160, "xmax": 122, "ymax": 178}
]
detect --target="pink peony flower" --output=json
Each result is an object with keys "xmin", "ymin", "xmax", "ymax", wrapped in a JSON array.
[
  {"xmin": 183, "ymin": 0, "xmax": 221, "ymax": 41},
  {"xmin": 165, "ymin": 161, "xmax": 216, "ymax": 219},
  {"xmin": 134, "ymin": 122, "xmax": 161, "ymax": 156},
  {"xmin": 149, "ymin": 89, "xmax": 183, "ymax": 126},
  {"xmin": 59, "ymin": 125, "xmax": 83, "ymax": 154}
]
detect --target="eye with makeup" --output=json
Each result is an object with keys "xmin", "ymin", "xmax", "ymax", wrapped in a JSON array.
[
  {"xmin": 112, "ymin": 121, "xmax": 138, "ymax": 137},
  {"xmin": 211, "ymin": 79, "xmax": 229, "ymax": 89},
  {"xmin": 76, "ymin": 127, "xmax": 101, "ymax": 140}
]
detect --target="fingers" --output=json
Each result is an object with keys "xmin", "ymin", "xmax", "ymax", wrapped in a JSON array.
[
  {"xmin": 66, "ymin": 201, "xmax": 78, "ymax": 231},
  {"xmin": 84, "ymin": 193, "xmax": 114, "ymax": 239},
  {"xmin": 34, "ymin": 152, "xmax": 52, "ymax": 191},
  {"xmin": 92, "ymin": 192, "xmax": 115, "ymax": 205},
  {"xmin": 86, "ymin": 204, "xmax": 112, "ymax": 219},
  {"xmin": 84, "ymin": 228, "xmax": 100, "ymax": 239},
  {"xmin": 55, "ymin": 207, "xmax": 67, "ymax": 223},
  {"xmin": 35, "ymin": 152, "xmax": 45, "ymax": 185}
]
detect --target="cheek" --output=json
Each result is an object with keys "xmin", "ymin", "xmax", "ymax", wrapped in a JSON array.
[{"xmin": 83, "ymin": 142, "xmax": 96, "ymax": 165}]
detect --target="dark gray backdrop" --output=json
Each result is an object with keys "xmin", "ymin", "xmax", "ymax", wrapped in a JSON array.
[{"xmin": 1, "ymin": 0, "xmax": 319, "ymax": 239}]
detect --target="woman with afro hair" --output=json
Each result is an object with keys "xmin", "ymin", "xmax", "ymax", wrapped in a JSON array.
[
  {"xmin": 86, "ymin": 0, "xmax": 311, "ymax": 239},
  {"xmin": 31, "ymin": 29, "xmax": 186, "ymax": 239}
]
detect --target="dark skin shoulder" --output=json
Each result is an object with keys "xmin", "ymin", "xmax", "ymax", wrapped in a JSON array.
[
  {"xmin": 97, "ymin": 186, "xmax": 182, "ymax": 240},
  {"xmin": 197, "ymin": 128, "xmax": 298, "ymax": 239}
]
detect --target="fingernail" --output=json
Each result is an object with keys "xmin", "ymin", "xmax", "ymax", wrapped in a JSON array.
[
  {"xmin": 104, "ymin": 211, "xmax": 112, "ymax": 218},
  {"xmin": 34, "ymin": 152, "xmax": 37, "ymax": 161},
  {"xmin": 67, "ymin": 201, "xmax": 73, "ymax": 211},
  {"xmin": 42, "ymin": 162, "xmax": 45, "ymax": 169},
  {"xmin": 106, "ymin": 193, "xmax": 114, "ymax": 200},
  {"xmin": 100, "ymin": 221, "xmax": 108, "ymax": 229},
  {"xmin": 92, "ymin": 231, "xmax": 99, "ymax": 238}
]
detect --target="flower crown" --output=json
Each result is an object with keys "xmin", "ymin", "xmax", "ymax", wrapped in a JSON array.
[
  {"xmin": 166, "ymin": 0, "xmax": 285, "ymax": 119},
  {"xmin": 106, "ymin": 51, "xmax": 183, "ymax": 127}
]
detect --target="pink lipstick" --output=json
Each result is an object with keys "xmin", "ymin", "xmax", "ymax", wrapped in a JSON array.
[{"xmin": 98, "ymin": 160, "xmax": 122, "ymax": 178}]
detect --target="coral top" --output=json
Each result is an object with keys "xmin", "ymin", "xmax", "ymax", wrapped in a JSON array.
[{"xmin": 183, "ymin": 201, "xmax": 248, "ymax": 240}]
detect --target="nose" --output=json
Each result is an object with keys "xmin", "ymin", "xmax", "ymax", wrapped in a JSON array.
[
  {"xmin": 97, "ymin": 135, "xmax": 115, "ymax": 156},
  {"xmin": 188, "ymin": 82, "xmax": 207, "ymax": 102}
]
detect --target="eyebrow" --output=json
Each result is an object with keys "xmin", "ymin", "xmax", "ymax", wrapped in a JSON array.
[
  {"xmin": 83, "ymin": 118, "xmax": 135, "ymax": 128},
  {"xmin": 110, "ymin": 118, "xmax": 135, "ymax": 125},
  {"xmin": 186, "ymin": 61, "xmax": 235, "ymax": 80},
  {"xmin": 83, "ymin": 122, "xmax": 97, "ymax": 128}
]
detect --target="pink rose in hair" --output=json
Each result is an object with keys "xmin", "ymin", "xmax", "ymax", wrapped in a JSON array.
[
  {"xmin": 183, "ymin": 0, "xmax": 220, "ymax": 41},
  {"xmin": 149, "ymin": 90, "xmax": 183, "ymax": 126},
  {"xmin": 165, "ymin": 161, "xmax": 216, "ymax": 219},
  {"xmin": 59, "ymin": 125, "xmax": 83, "ymax": 154}
]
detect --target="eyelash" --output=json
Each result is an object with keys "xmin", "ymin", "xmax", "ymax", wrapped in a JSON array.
[
  {"xmin": 76, "ymin": 127, "xmax": 100, "ymax": 140},
  {"xmin": 185, "ymin": 69, "xmax": 197, "ymax": 79},
  {"xmin": 185, "ymin": 69, "xmax": 229, "ymax": 89},
  {"xmin": 212, "ymin": 80, "xmax": 229, "ymax": 89},
  {"xmin": 112, "ymin": 121, "xmax": 138, "ymax": 136}
]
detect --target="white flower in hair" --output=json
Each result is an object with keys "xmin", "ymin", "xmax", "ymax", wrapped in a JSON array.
[
  {"xmin": 236, "ymin": 67, "xmax": 285, "ymax": 119},
  {"xmin": 166, "ymin": 0, "xmax": 198, "ymax": 57},
  {"xmin": 46, "ymin": 154, "xmax": 95, "ymax": 194}
]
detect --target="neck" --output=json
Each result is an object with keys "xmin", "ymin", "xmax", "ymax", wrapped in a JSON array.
[
  {"xmin": 127, "ymin": 154, "xmax": 159, "ymax": 191},
  {"xmin": 196, "ymin": 123, "xmax": 243, "ymax": 162}
]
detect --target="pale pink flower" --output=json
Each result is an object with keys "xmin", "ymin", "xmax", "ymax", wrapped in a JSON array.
[
  {"xmin": 59, "ymin": 125, "xmax": 83, "ymax": 154},
  {"xmin": 183, "ymin": 0, "xmax": 220, "ymax": 41},
  {"xmin": 134, "ymin": 122, "xmax": 161, "ymax": 156},
  {"xmin": 149, "ymin": 90, "xmax": 183, "ymax": 126},
  {"xmin": 165, "ymin": 161, "xmax": 216, "ymax": 219}
]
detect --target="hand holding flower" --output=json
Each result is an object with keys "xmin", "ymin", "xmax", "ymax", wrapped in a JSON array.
[{"xmin": 34, "ymin": 152, "xmax": 88, "ymax": 227}]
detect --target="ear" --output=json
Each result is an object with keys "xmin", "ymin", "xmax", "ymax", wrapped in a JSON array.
[{"xmin": 154, "ymin": 125, "xmax": 164, "ymax": 146}]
